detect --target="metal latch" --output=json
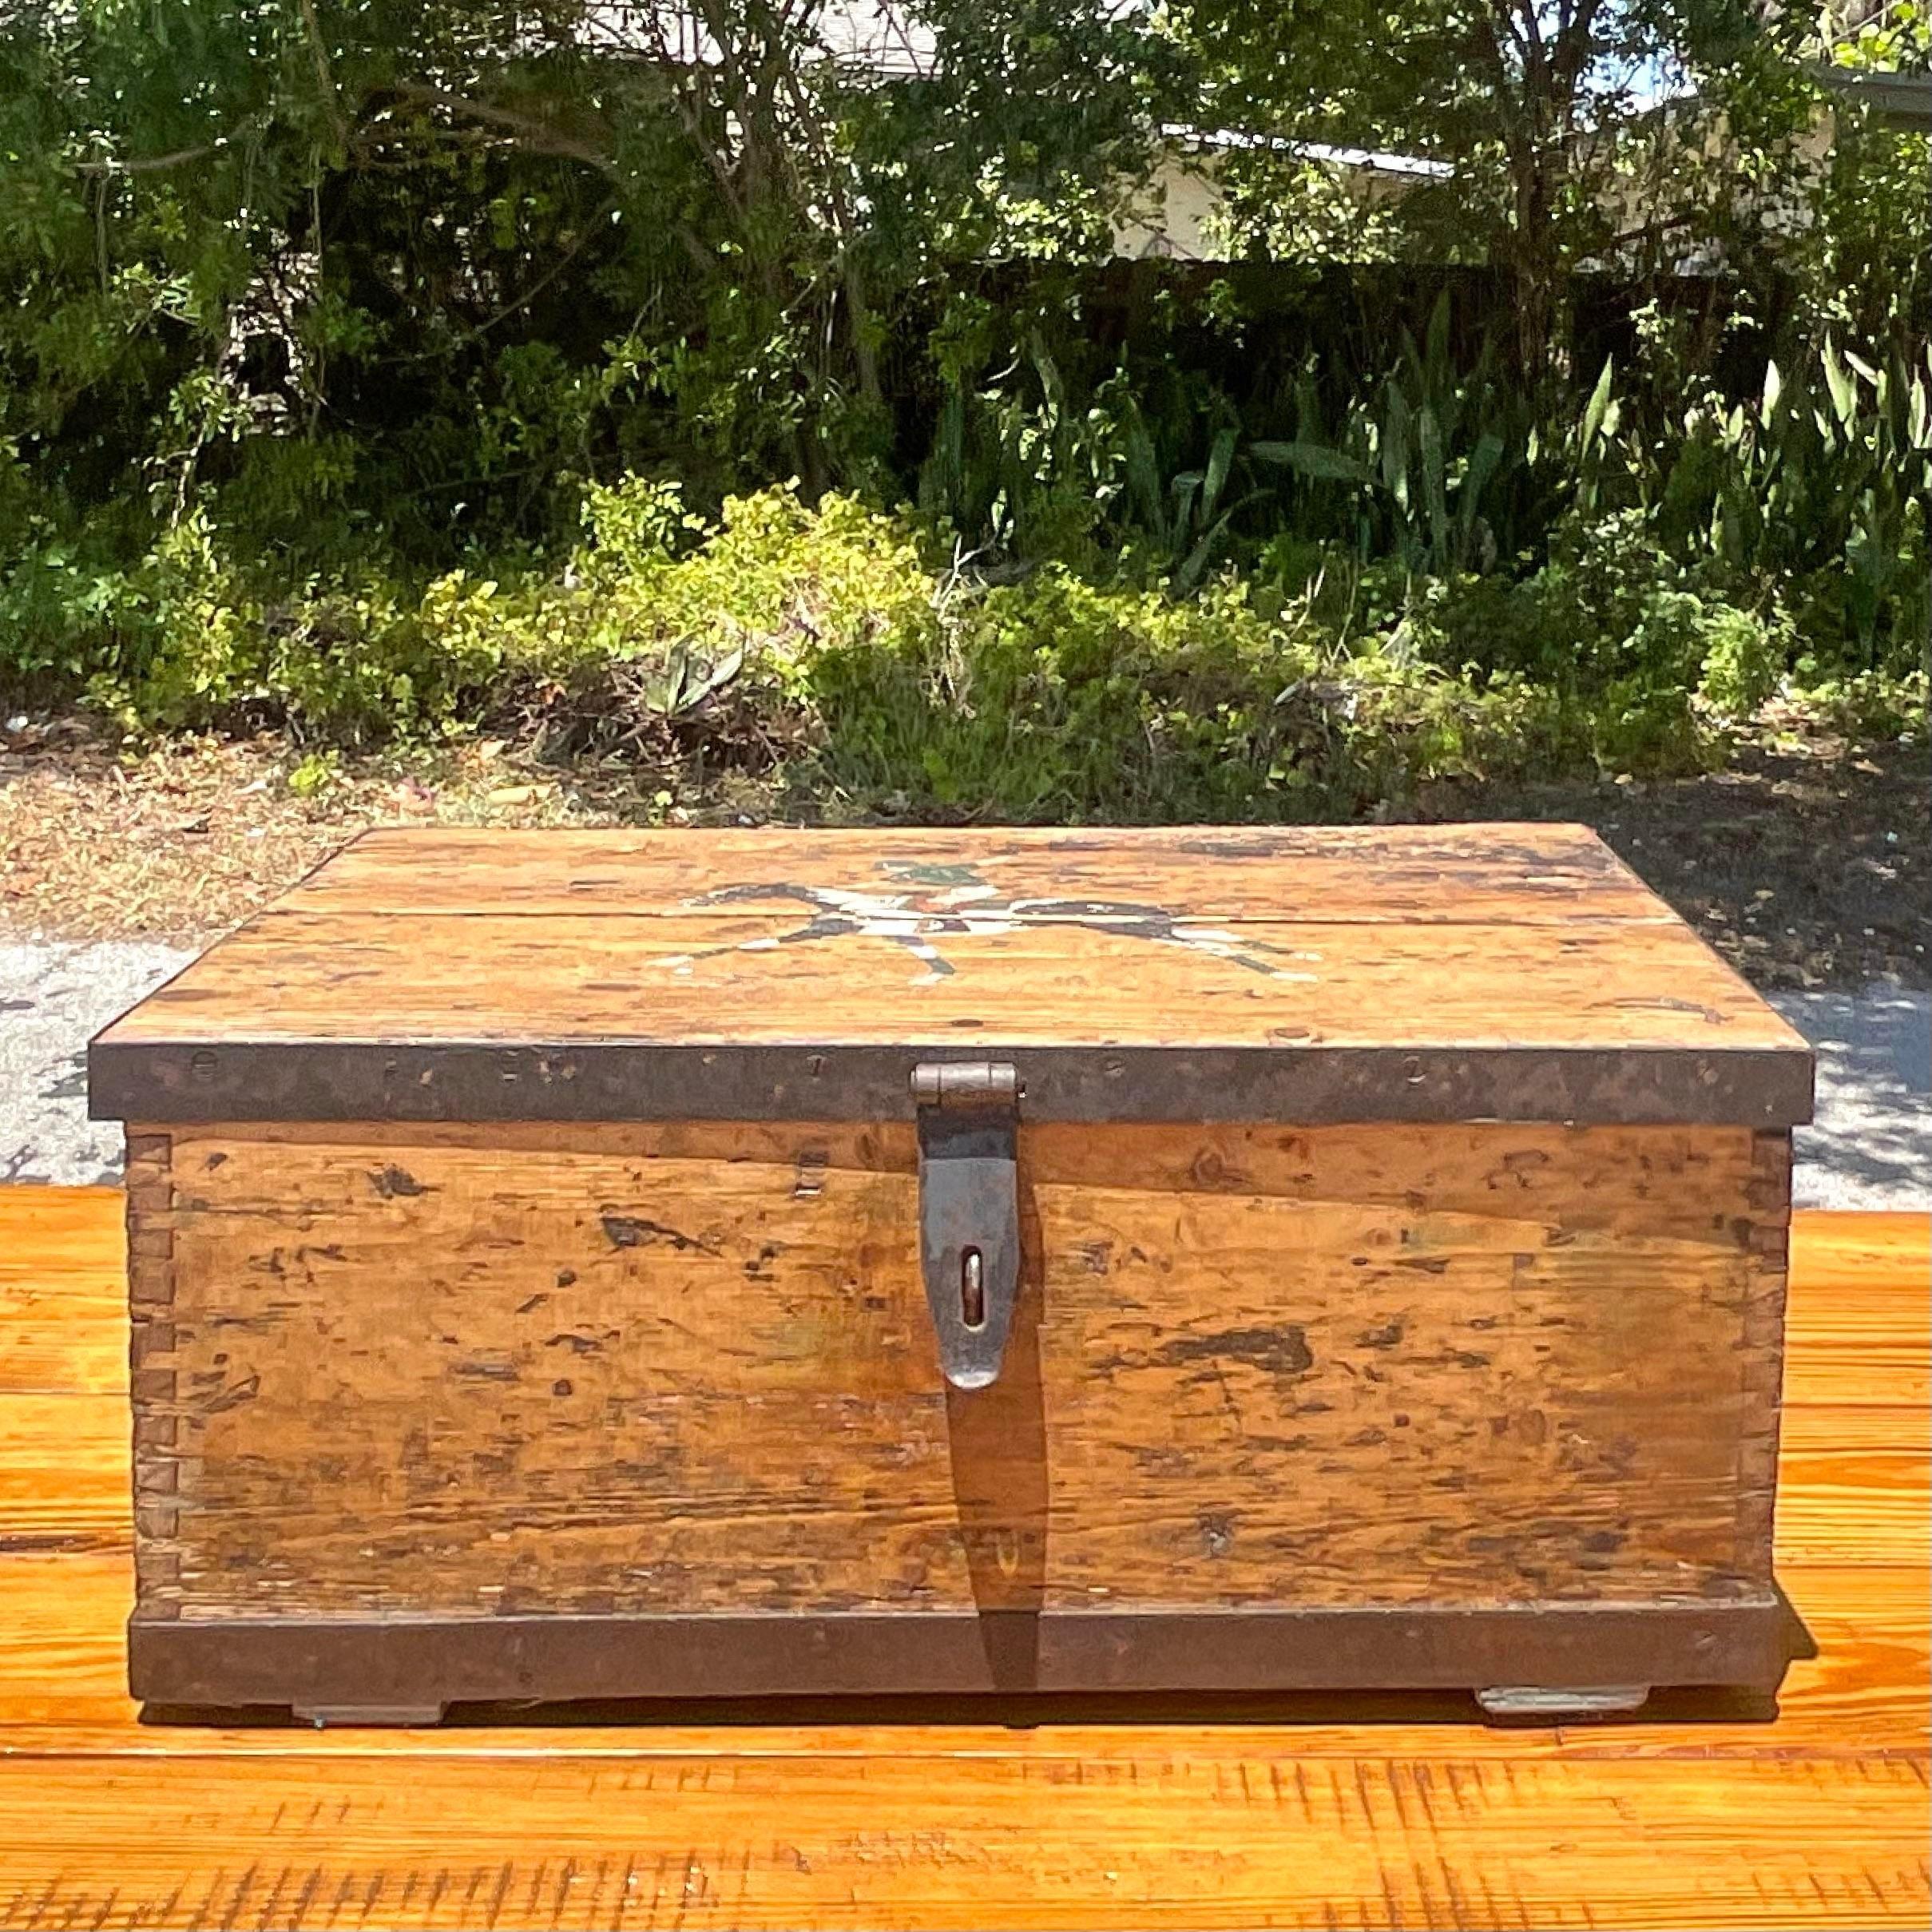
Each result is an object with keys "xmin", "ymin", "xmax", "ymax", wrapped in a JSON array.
[{"xmin": 912, "ymin": 1061, "xmax": 1021, "ymax": 1391}]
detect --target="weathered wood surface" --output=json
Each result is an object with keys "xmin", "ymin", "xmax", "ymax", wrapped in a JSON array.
[
  {"xmin": 132, "ymin": 1120, "xmax": 1787, "ymax": 1619},
  {"xmin": 0, "ymin": 1192, "xmax": 1925, "ymax": 1929},
  {"xmin": 94, "ymin": 825, "xmax": 1809, "ymax": 1057},
  {"xmin": 284, "ymin": 823, "xmax": 1678, "ymax": 922},
  {"xmin": 97, "ymin": 911, "xmax": 1799, "ymax": 1049}
]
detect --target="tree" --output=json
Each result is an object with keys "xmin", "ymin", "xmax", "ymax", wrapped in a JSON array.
[
  {"xmin": 0, "ymin": 0, "xmax": 1167, "ymax": 547},
  {"xmin": 1172, "ymin": 0, "xmax": 1819, "ymax": 381}
]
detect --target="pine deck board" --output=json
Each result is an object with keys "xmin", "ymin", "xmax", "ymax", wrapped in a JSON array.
[{"xmin": 0, "ymin": 1190, "xmax": 1923, "ymax": 1928}]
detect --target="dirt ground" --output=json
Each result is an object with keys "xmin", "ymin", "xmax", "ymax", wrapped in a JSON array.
[
  {"xmin": 1426, "ymin": 710, "xmax": 1929, "ymax": 992},
  {"xmin": 2, "ymin": 707, "xmax": 1925, "ymax": 990}
]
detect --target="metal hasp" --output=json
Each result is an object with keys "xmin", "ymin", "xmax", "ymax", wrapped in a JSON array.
[{"xmin": 912, "ymin": 1061, "xmax": 1022, "ymax": 1391}]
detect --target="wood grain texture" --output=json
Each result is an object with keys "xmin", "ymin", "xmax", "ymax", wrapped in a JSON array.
[
  {"xmin": 284, "ymin": 823, "xmax": 1678, "ymax": 922},
  {"xmin": 0, "ymin": 1184, "xmax": 124, "ymax": 1395},
  {"xmin": 0, "ymin": 1393, "xmax": 129, "ymax": 1554},
  {"xmin": 93, "ymin": 825, "xmax": 1809, "ymax": 1063},
  {"xmin": 88, "ymin": 827, "xmax": 1815, "ymax": 1137},
  {"xmin": 1766, "ymin": 1406, "xmax": 1931, "ymax": 1569},
  {"xmin": 0, "ymin": 1753, "xmax": 1927, "ymax": 1930},
  {"xmin": 0, "ymin": 1190, "xmax": 1923, "ymax": 1929},
  {"xmin": 2, "ymin": 1559, "xmax": 1924, "ymax": 1757},
  {"xmin": 1781, "ymin": 1214, "xmax": 1931, "ymax": 1413},
  {"xmin": 1786, "ymin": 1211, "xmax": 1931, "ymax": 1292},
  {"xmin": 97, "ymin": 908, "xmax": 1806, "ymax": 1053},
  {"xmin": 132, "ymin": 1120, "xmax": 1787, "ymax": 1620}
]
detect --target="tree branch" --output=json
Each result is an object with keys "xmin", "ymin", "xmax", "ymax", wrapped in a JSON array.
[
  {"xmin": 394, "ymin": 196, "xmax": 621, "ymax": 361},
  {"xmin": 1549, "ymin": 0, "xmax": 1609, "ymax": 110},
  {"xmin": 297, "ymin": 0, "xmax": 351, "ymax": 153},
  {"xmin": 774, "ymin": 61, "xmax": 882, "ymax": 405},
  {"xmin": 375, "ymin": 81, "xmax": 620, "ymax": 179},
  {"xmin": 77, "ymin": 143, "xmax": 220, "ymax": 176},
  {"xmin": 630, "ymin": 9, "xmax": 750, "ymax": 222}
]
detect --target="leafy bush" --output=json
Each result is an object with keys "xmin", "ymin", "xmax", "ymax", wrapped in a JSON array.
[
  {"xmin": 1, "ymin": 0, "xmax": 1924, "ymax": 788},
  {"xmin": 14, "ymin": 484, "xmax": 1873, "ymax": 819},
  {"xmin": 811, "ymin": 568, "xmax": 1328, "ymax": 818},
  {"xmin": 8, "ymin": 484, "xmax": 928, "ymax": 746},
  {"xmin": 1643, "ymin": 343, "xmax": 1932, "ymax": 668}
]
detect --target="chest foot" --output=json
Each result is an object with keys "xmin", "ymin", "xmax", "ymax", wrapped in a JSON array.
[
  {"xmin": 1476, "ymin": 1684, "xmax": 1651, "ymax": 1721},
  {"xmin": 292, "ymin": 1703, "xmax": 448, "ymax": 1728}
]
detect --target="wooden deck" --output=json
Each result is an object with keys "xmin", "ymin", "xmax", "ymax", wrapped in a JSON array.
[{"xmin": 0, "ymin": 1187, "xmax": 1925, "ymax": 1930}]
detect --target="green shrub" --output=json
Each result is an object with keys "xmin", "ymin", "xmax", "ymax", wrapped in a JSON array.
[
  {"xmin": 6, "ymin": 482, "xmax": 1918, "ymax": 818},
  {"xmin": 1785, "ymin": 667, "xmax": 1928, "ymax": 741},
  {"xmin": 807, "ymin": 552, "xmax": 1727, "ymax": 815},
  {"xmin": 1696, "ymin": 603, "xmax": 1789, "ymax": 719},
  {"xmin": 38, "ymin": 485, "xmax": 934, "ymax": 744},
  {"xmin": 811, "ymin": 568, "xmax": 1339, "ymax": 819}
]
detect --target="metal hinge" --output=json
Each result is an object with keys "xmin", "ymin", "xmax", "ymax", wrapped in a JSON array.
[{"xmin": 911, "ymin": 1061, "xmax": 1021, "ymax": 1391}]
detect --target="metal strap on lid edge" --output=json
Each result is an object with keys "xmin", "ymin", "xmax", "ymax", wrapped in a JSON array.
[{"xmin": 89, "ymin": 1039, "xmax": 1814, "ymax": 1126}]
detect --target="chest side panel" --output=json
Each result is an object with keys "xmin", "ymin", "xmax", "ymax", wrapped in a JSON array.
[{"xmin": 132, "ymin": 1119, "xmax": 1790, "ymax": 1621}]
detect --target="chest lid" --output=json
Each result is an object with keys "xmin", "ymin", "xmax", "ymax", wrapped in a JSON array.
[{"xmin": 89, "ymin": 823, "xmax": 1811, "ymax": 1127}]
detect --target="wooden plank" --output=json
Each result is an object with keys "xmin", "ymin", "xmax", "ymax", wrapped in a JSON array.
[
  {"xmin": 0, "ymin": 1184, "xmax": 125, "ymax": 1292},
  {"xmin": 1784, "ymin": 1215, "xmax": 1930, "ymax": 1410},
  {"xmin": 0, "ymin": 1752, "xmax": 1924, "ymax": 1930},
  {"xmin": 2, "ymin": 1375, "xmax": 1862, "ymax": 1668},
  {"xmin": 1732, "ymin": 1562, "xmax": 1930, "ymax": 1755},
  {"xmin": 1783, "ymin": 1336, "xmax": 1929, "ymax": 1410},
  {"xmin": 0, "ymin": 1282, "xmax": 126, "ymax": 1397},
  {"xmin": 1774, "ymin": 1406, "xmax": 1932, "ymax": 1568},
  {"xmin": 139, "ymin": 1121, "xmax": 1783, "ymax": 1618},
  {"xmin": 159, "ymin": 1113, "xmax": 1785, "ymax": 1232},
  {"xmin": 284, "ymin": 823, "xmax": 1678, "ymax": 925},
  {"xmin": 1787, "ymin": 1212, "xmax": 1930, "ymax": 1294},
  {"xmin": 0, "ymin": 1551, "xmax": 131, "ymax": 1728},
  {"xmin": 95, "ymin": 909, "xmax": 1807, "ymax": 1053},
  {"xmin": 0, "ymin": 1392, "xmax": 129, "ymax": 1554},
  {"xmin": 0, "ymin": 1186, "xmax": 127, "ymax": 1396}
]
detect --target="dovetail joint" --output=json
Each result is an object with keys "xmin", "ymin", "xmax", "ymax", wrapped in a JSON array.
[
  {"xmin": 125, "ymin": 1127, "xmax": 184, "ymax": 1619},
  {"xmin": 1734, "ymin": 1133, "xmax": 1792, "ymax": 1578}
]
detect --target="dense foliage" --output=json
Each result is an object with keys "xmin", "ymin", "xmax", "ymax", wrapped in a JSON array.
[{"xmin": 0, "ymin": 0, "xmax": 1925, "ymax": 810}]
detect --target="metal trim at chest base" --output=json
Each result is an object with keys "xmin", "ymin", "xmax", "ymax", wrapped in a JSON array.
[
  {"xmin": 129, "ymin": 1599, "xmax": 1799, "ymax": 1711},
  {"xmin": 89, "ymin": 1039, "xmax": 1815, "ymax": 1127}
]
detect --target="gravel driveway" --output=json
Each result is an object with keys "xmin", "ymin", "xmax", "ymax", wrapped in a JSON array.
[
  {"xmin": 1771, "ymin": 986, "xmax": 1930, "ymax": 1211},
  {"xmin": 2, "ymin": 941, "xmax": 196, "ymax": 1184},
  {"xmin": 2, "ymin": 939, "xmax": 1926, "ymax": 1207}
]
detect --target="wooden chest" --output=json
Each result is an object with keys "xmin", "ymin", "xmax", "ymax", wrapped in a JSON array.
[{"xmin": 89, "ymin": 824, "xmax": 1814, "ymax": 1724}]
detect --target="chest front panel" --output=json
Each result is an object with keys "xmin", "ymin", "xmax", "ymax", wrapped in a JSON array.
[{"xmin": 130, "ymin": 1117, "xmax": 1788, "ymax": 1622}]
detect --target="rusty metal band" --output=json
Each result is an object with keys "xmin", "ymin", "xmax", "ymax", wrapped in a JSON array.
[
  {"xmin": 90, "ymin": 1039, "xmax": 1814, "ymax": 1126},
  {"xmin": 129, "ymin": 1598, "xmax": 1799, "ymax": 1709}
]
